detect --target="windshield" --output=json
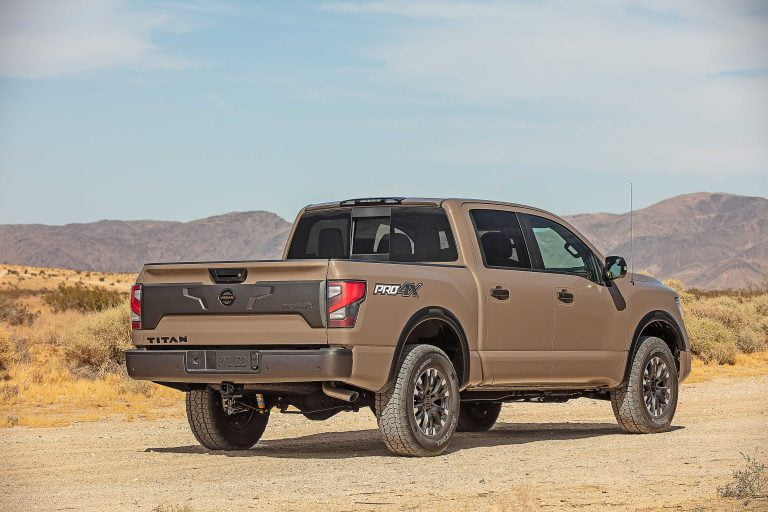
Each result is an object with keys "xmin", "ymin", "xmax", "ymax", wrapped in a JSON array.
[{"xmin": 287, "ymin": 206, "xmax": 458, "ymax": 262}]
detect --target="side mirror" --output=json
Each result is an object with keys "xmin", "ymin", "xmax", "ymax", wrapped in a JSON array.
[{"xmin": 604, "ymin": 256, "xmax": 627, "ymax": 280}]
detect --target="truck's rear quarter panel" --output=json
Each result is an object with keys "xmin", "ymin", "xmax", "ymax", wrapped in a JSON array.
[
  {"xmin": 326, "ymin": 260, "xmax": 480, "ymax": 391},
  {"xmin": 133, "ymin": 260, "xmax": 329, "ymax": 347}
]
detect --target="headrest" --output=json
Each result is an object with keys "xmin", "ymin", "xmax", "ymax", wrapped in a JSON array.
[
  {"xmin": 376, "ymin": 234, "xmax": 390, "ymax": 253},
  {"xmin": 480, "ymin": 231, "xmax": 512, "ymax": 265},
  {"xmin": 391, "ymin": 233, "xmax": 412, "ymax": 255},
  {"xmin": 318, "ymin": 228, "xmax": 345, "ymax": 259}
]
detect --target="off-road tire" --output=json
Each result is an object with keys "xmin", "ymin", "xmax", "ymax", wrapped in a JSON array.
[
  {"xmin": 375, "ymin": 344, "xmax": 460, "ymax": 457},
  {"xmin": 457, "ymin": 402, "xmax": 502, "ymax": 432},
  {"xmin": 186, "ymin": 387, "xmax": 269, "ymax": 450},
  {"xmin": 611, "ymin": 336, "xmax": 678, "ymax": 434}
]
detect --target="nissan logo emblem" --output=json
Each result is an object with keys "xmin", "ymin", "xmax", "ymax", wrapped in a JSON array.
[{"xmin": 219, "ymin": 289, "xmax": 235, "ymax": 306}]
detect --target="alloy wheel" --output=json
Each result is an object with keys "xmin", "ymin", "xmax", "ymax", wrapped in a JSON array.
[{"xmin": 412, "ymin": 367, "xmax": 451, "ymax": 436}]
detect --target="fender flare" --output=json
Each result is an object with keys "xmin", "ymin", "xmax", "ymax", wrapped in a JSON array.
[
  {"xmin": 620, "ymin": 310, "xmax": 687, "ymax": 386},
  {"xmin": 385, "ymin": 306, "xmax": 471, "ymax": 389}
]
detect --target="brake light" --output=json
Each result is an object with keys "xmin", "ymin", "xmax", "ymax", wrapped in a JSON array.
[
  {"xmin": 327, "ymin": 280, "xmax": 366, "ymax": 328},
  {"xmin": 131, "ymin": 284, "xmax": 142, "ymax": 329}
]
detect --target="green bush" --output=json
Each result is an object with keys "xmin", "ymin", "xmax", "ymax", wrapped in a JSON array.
[
  {"xmin": 59, "ymin": 304, "xmax": 132, "ymax": 375},
  {"xmin": 685, "ymin": 316, "xmax": 737, "ymax": 364},
  {"xmin": 45, "ymin": 283, "xmax": 125, "ymax": 313}
]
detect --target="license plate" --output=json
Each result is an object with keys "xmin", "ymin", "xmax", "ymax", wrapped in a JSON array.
[{"xmin": 214, "ymin": 350, "xmax": 258, "ymax": 371}]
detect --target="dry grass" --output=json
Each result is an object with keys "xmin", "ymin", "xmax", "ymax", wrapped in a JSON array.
[
  {"xmin": 0, "ymin": 268, "xmax": 180, "ymax": 428},
  {"xmin": 687, "ymin": 352, "xmax": 768, "ymax": 383},
  {"xmin": 0, "ymin": 263, "xmax": 133, "ymax": 292}
]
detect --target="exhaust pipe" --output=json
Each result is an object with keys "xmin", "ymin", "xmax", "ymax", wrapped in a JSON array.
[{"xmin": 322, "ymin": 382, "xmax": 359, "ymax": 403}]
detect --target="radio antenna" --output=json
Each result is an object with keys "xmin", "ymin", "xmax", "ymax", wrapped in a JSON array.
[{"xmin": 630, "ymin": 182, "xmax": 634, "ymax": 285}]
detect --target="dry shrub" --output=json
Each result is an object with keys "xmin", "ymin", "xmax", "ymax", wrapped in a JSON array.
[
  {"xmin": 685, "ymin": 316, "xmax": 737, "ymax": 364},
  {"xmin": 45, "ymin": 283, "xmax": 124, "ymax": 313},
  {"xmin": 0, "ymin": 297, "xmax": 39, "ymax": 326},
  {"xmin": 0, "ymin": 327, "xmax": 13, "ymax": 376},
  {"xmin": 687, "ymin": 296, "xmax": 749, "ymax": 331},
  {"xmin": 59, "ymin": 304, "xmax": 132, "ymax": 375},
  {"xmin": 718, "ymin": 452, "xmax": 767, "ymax": 504},
  {"xmin": 670, "ymin": 281, "xmax": 768, "ymax": 365},
  {"xmin": 736, "ymin": 328, "xmax": 764, "ymax": 354},
  {"xmin": 752, "ymin": 295, "xmax": 768, "ymax": 316}
]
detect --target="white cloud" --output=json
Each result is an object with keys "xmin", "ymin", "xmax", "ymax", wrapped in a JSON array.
[
  {"xmin": 0, "ymin": 0, "xmax": 196, "ymax": 78},
  {"xmin": 326, "ymin": 1, "xmax": 768, "ymax": 176}
]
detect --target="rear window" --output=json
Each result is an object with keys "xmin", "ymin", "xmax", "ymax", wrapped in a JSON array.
[{"xmin": 287, "ymin": 207, "xmax": 458, "ymax": 262}]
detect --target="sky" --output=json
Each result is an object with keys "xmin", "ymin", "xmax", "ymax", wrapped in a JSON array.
[{"xmin": 0, "ymin": 0, "xmax": 766, "ymax": 225}]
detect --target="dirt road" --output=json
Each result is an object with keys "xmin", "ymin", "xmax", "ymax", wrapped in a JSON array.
[{"xmin": 2, "ymin": 376, "xmax": 767, "ymax": 512}]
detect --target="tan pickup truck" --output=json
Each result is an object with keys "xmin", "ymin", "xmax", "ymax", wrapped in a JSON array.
[{"xmin": 126, "ymin": 197, "xmax": 691, "ymax": 456}]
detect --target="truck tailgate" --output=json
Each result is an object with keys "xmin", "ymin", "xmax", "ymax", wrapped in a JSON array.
[{"xmin": 133, "ymin": 260, "xmax": 328, "ymax": 347}]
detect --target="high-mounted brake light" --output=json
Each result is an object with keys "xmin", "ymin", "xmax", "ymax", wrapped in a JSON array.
[
  {"xmin": 130, "ymin": 284, "xmax": 142, "ymax": 330},
  {"xmin": 327, "ymin": 280, "xmax": 366, "ymax": 328},
  {"xmin": 339, "ymin": 197, "xmax": 404, "ymax": 206}
]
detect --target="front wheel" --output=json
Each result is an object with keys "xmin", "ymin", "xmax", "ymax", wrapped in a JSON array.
[
  {"xmin": 376, "ymin": 344, "xmax": 460, "ymax": 457},
  {"xmin": 457, "ymin": 402, "xmax": 502, "ymax": 432},
  {"xmin": 611, "ymin": 336, "xmax": 679, "ymax": 434},
  {"xmin": 186, "ymin": 387, "xmax": 269, "ymax": 450}
]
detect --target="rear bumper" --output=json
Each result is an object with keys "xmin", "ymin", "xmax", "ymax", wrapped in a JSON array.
[{"xmin": 125, "ymin": 347, "xmax": 352, "ymax": 384}]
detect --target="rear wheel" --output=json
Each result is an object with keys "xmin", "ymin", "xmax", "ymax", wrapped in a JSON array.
[
  {"xmin": 611, "ymin": 336, "xmax": 679, "ymax": 434},
  {"xmin": 186, "ymin": 387, "xmax": 269, "ymax": 450},
  {"xmin": 457, "ymin": 402, "xmax": 502, "ymax": 432},
  {"xmin": 376, "ymin": 344, "xmax": 460, "ymax": 457}
]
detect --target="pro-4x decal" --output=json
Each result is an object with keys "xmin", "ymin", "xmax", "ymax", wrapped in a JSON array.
[{"xmin": 373, "ymin": 282, "xmax": 422, "ymax": 297}]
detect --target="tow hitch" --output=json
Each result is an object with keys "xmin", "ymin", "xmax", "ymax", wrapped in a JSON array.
[
  {"xmin": 219, "ymin": 382, "xmax": 267, "ymax": 415},
  {"xmin": 219, "ymin": 382, "xmax": 245, "ymax": 415}
]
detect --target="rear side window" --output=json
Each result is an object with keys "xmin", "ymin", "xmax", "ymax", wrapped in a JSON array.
[
  {"xmin": 287, "ymin": 207, "xmax": 458, "ymax": 262},
  {"xmin": 389, "ymin": 207, "xmax": 457, "ymax": 262},
  {"xmin": 287, "ymin": 211, "xmax": 350, "ymax": 259},
  {"xmin": 469, "ymin": 209, "xmax": 531, "ymax": 269}
]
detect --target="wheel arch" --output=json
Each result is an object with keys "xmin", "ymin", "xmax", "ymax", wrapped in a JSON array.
[
  {"xmin": 620, "ymin": 310, "xmax": 686, "ymax": 387},
  {"xmin": 385, "ymin": 306, "xmax": 470, "ymax": 389}
]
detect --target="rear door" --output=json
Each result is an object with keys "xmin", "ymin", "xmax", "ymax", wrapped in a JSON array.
[
  {"xmin": 520, "ymin": 214, "xmax": 627, "ymax": 386},
  {"xmin": 464, "ymin": 205, "xmax": 555, "ymax": 384}
]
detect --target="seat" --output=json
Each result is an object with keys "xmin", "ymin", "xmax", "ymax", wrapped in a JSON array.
[{"xmin": 480, "ymin": 232, "xmax": 513, "ymax": 267}]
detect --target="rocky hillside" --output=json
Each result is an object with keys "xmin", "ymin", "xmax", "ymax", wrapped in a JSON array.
[
  {"xmin": 564, "ymin": 192, "xmax": 767, "ymax": 289},
  {"xmin": 0, "ymin": 211, "xmax": 291, "ymax": 273}
]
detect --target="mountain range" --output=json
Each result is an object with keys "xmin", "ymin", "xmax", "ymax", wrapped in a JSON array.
[{"xmin": 0, "ymin": 192, "xmax": 765, "ymax": 289}]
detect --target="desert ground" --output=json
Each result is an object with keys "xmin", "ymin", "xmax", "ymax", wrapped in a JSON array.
[{"xmin": 2, "ymin": 374, "xmax": 766, "ymax": 512}]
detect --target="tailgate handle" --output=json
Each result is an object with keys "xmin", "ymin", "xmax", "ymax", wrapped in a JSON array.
[{"xmin": 209, "ymin": 268, "xmax": 248, "ymax": 284}]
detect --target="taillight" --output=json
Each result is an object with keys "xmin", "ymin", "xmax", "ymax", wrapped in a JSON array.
[
  {"xmin": 327, "ymin": 280, "xmax": 366, "ymax": 328},
  {"xmin": 131, "ymin": 284, "xmax": 142, "ymax": 329}
]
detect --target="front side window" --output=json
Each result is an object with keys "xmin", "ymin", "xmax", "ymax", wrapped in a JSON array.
[
  {"xmin": 524, "ymin": 214, "xmax": 595, "ymax": 280},
  {"xmin": 470, "ymin": 209, "xmax": 531, "ymax": 269}
]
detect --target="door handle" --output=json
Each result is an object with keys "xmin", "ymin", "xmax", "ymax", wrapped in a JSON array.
[
  {"xmin": 490, "ymin": 286, "xmax": 510, "ymax": 300},
  {"xmin": 557, "ymin": 290, "xmax": 574, "ymax": 304}
]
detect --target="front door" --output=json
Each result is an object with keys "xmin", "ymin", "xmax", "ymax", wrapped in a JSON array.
[
  {"xmin": 465, "ymin": 206, "xmax": 555, "ymax": 385},
  {"xmin": 522, "ymin": 214, "xmax": 627, "ymax": 386}
]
